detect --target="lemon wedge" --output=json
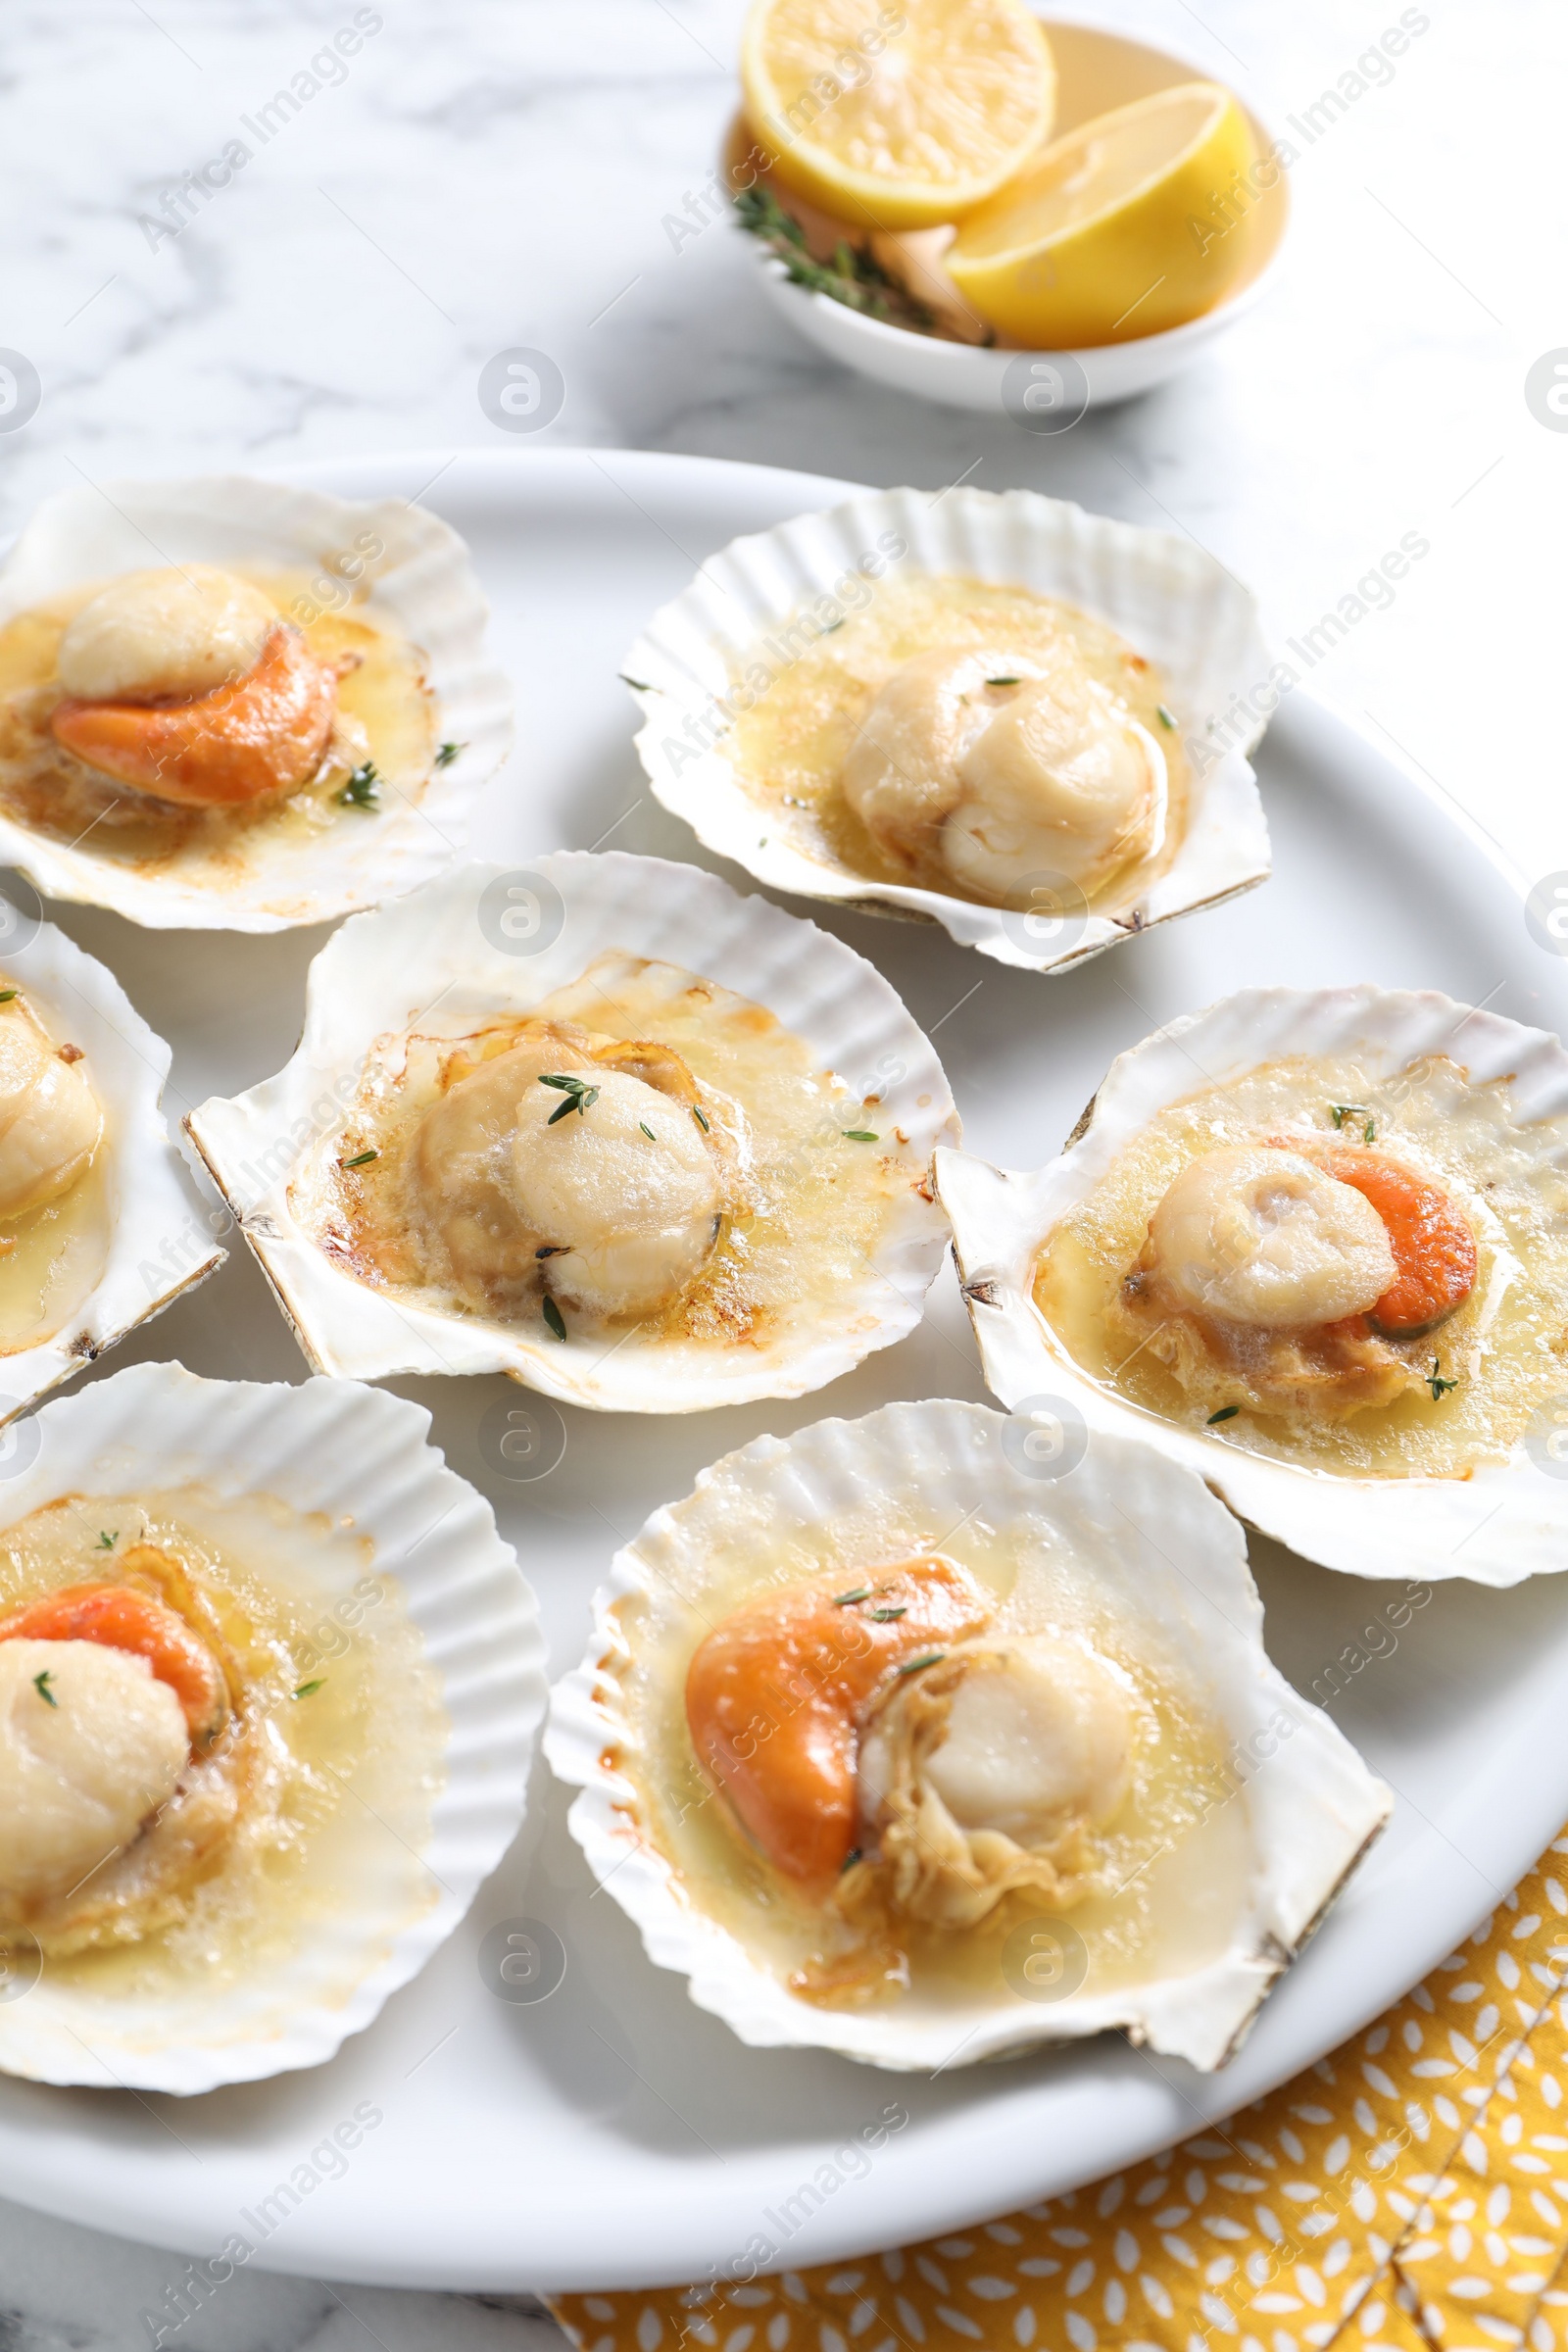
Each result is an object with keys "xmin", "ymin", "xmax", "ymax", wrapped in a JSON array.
[
  {"xmin": 741, "ymin": 0, "xmax": 1056, "ymax": 232},
  {"xmin": 948, "ymin": 81, "xmax": 1260, "ymax": 346}
]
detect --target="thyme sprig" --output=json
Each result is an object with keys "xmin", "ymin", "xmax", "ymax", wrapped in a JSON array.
[
  {"xmin": 1429, "ymin": 1358, "xmax": 1458, "ymax": 1400},
  {"xmin": 33, "ymin": 1670, "xmax": 56, "ymax": 1707},
  {"xmin": 540, "ymin": 1073, "xmax": 600, "ymax": 1124},
  {"xmin": 1330, "ymin": 1102, "xmax": 1376, "ymax": 1142},
  {"xmin": 733, "ymin": 186, "xmax": 938, "ymax": 334},
  {"xmin": 338, "ymin": 760, "xmax": 381, "ymax": 810}
]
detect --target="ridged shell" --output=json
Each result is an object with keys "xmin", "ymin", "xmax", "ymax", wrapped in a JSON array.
[
  {"xmin": 184, "ymin": 853, "xmax": 957, "ymax": 1412},
  {"xmin": 0, "ymin": 474, "xmax": 512, "ymax": 931},
  {"xmin": 0, "ymin": 1361, "xmax": 545, "ymax": 2093},
  {"xmin": 0, "ymin": 904, "xmax": 222, "ymax": 1420},
  {"xmin": 545, "ymin": 1397, "xmax": 1391, "ymax": 2073},
  {"xmin": 937, "ymin": 985, "xmax": 1568, "ymax": 1587},
  {"xmin": 621, "ymin": 484, "xmax": 1271, "ymax": 972}
]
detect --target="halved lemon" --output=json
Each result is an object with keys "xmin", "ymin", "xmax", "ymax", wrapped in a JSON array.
[
  {"xmin": 741, "ymin": 0, "xmax": 1056, "ymax": 233},
  {"xmin": 948, "ymin": 81, "xmax": 1261, "ymax": 347}
]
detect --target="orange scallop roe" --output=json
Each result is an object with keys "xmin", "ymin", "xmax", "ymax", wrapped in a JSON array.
[
  {"xmin": 0, "ymin": 1581, "xmax": 226, "ymax": 1742},
  {"xmin": 50, "ymin": 622, "xmax": 336, "ymax": 809},
  {"xmin": 684, "ymin": 1555, "xmax": 992, "ymax": 1889}
]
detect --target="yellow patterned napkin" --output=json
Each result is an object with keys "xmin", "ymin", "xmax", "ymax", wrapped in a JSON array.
[{"xmin": 550, "ymin": 1833, "xmax": 1568, "ymax": 2352}]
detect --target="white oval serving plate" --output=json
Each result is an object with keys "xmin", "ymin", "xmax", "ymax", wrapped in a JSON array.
[{"xmin": 0, "ymin": 449, "xmax": 1560, "ymax": 2295}]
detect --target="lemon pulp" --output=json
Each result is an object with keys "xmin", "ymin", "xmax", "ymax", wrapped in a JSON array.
[{"xmin": 949, "ymin": 80, "xmax": 1260, "ymax": 346}]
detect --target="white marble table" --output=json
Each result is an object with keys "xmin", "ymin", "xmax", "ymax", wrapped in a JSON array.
[{"xmin": 2, "ymin": 0, "xmax": 1563, "ymax": 2338}]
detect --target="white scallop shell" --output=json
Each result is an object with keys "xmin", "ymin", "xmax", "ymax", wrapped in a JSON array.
[
  {"xmin": 545, "ymin": 1397, "xmax": 1390, "ymax": 2074},
  {"xmin": 0, "ymin": 1359, "xmax": 546, "ymax": 2094},
  {"xmin": 621, "ymin": 484, "xmax": 1271, "ymax": 972},
  {"xmin": 937, "ymin": 985, "xmax": 1568, "ymax": 1588},
  {"xmin": 0, "ymin": 474, "xmax": 513, "ymax": 931},
  {"xmin": 0, "ymin": 903, "xmax": 223, "ymax": 1422},
  {"xmin": 183, "ymin": 852, "xmax": 958, "ymax": 1413}
]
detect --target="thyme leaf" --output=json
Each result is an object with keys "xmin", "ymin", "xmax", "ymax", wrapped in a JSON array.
[
  {"xmin": 292, "ymin": 1679, "xmax": 326, "ymax": 1699},
  {"xmin": 843, "ymin": 1129, "xmax": 879, "ymax": 1143},
  {"xmin": 1207, "ymin": 1405, "xmax": 1241, "ymax": 1425},
  {"xmin": 832, "ymin": 1587, "xmax": 871, "ymax": 1606},
  {"xmin": 542, "ymin": 1296, "xmax": 567, "ymax": 1342},
  {"xmin": 97, "ymin": 1529, "xmax": 118, "ymax": 1548},
  {"xmin": 338, "ymin": 760, "xmax": 381, "ymax": 810},
  {"xmin": 1156, "ymin": 704, "xmax": 1177, "ymax": 729},
  {"xmin": 540, "ymin": 1073, "xmax": 599, "ymax": 1123},
  {"xmin": 341, "ymin": 1149, "xmax": 379, "ymax": 1169},
  {"xmin": 434, "ymin": 740, "xmax": 465, "ymax": 767},
  {"xmin": 897, "ymin": 1652, "xmax": 945, "ymax": 1677},
  {"xmin": 692, "ymin": 1104, "xmax": 710, "ymax": 1134},
  {"xmin": 33, "ymin": 1670, "xmax": 56, "ymax": 1707},
  {"xmin": 639, "ymin": 1121, "xmax": 656, "ymax": 1140}
]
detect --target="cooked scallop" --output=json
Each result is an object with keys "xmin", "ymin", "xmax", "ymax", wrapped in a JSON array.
[
  {"xmin": 1148, "ymin": 1144, "xmax": 1397, "ymax": 1327},
  {"xmin": 841, "ymin": 648, "xmax": 1004, "ymax": 860},
  {"xmin": 843, "ymin": 640, "xmax": 1159, "ymax": 906},
  {"xmin": 857, "ymin": 1634, "xmax": 1134, "ymax": 1929},
  {"xmin": 0, "ymin": 1637, "xmax": 187, "ymax": 1907},
  {"xmin": 0, "ymin": 1013, "xmax": 102, "ymax": 1217},
  {"xmin": 944, "ymin": 651, "xmax": 1159, "ymax": 903},
  {"xmin": 51, "ymin": 570, "xmax": 337, "ymax": 810},
  {"xmin": 685, "ymin": 1555, "xmax": 992, "ymax": 1888},
  {"xmin": 55, "ymin": 567, "xmax": 276, "ymax": 703},
  {"xmin": 412, "ymin": 1028, "xmax": 724, "ymax": 1322}
]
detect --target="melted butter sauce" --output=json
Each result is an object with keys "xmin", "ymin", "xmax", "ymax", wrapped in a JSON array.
[
  {"xmin": 612, "ymin": 1484, "xmax": 1250, "ymax": 2016},
  {"xmin": 0, "ymin": 1485, "xmax": 444, "ymax": 2004},
  {"xmin": 1036, "ymin": 1053, "xmax": 1568, "ymax": 1477},
  {"xmin": 294, "ymin": 951, "xmax": 923, "ymax": 1355},
  {"xmin": 0, "ymin": 989, "xmax": 109, "ymax": 1353},
  {"xmin": 0, "ymin": 566, "xmax": 436, "ymax": 888},
  {"xmin": 721, "ymin": 571, "xmax": 1189, "ymax": 912}
]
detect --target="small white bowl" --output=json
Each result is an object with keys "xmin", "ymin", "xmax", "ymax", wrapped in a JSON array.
[{"xmin": 735, "ymin": 21, "xmax": 1289, "ymax": 416}]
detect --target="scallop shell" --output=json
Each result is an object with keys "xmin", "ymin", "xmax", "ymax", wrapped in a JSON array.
[
  {"xmin": 0, "ymin": 474, "xmax": 513, "ymax": 931},
  {"xmin": 621, "ymin": 485, "xmax": 1271, "ymax": 972},
  {"xmin": 184, "ymin": 852, "xmax": 957, "ymax": 1412},
  {"xmin": 546, "ymin": 1397, "xmax": 1390, "ymax": 2074},
  {"xmin": 0, "ymin": 1359, "xmax": 545, "ymax": 2093},
  {"xmin": 0, "ymin": 904, "xmax": 223, "ymax": 1421},
  {"xmin": 937, "ymin": 985, "xmax": 1568, "ymax": 1588}
]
